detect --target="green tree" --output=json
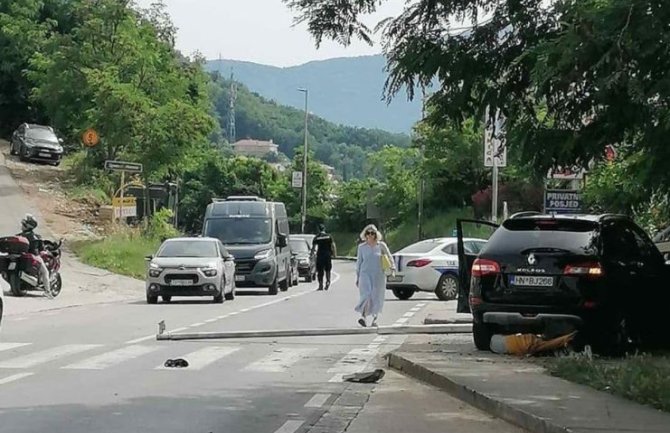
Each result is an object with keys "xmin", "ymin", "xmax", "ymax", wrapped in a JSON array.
[{"xmin": 285, "ymin": 0, "xmax": 670, "ymax": 197}]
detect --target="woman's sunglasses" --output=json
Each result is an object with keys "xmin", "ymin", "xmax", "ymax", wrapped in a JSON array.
[{"xmin": 365, "ymin": 231, "xmax": 376, "ymax": 236}]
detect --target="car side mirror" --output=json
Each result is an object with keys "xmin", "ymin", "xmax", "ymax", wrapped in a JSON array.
[
  {"xmin": 145, "ymin": 255, "xmax": 153, "ymax": 261},
  {"xmin": 277, "ymin": 233, "xmax": 288, "ymax": 248},
  {"xmin": 224, "ymin": 256, "xmax": 235, "ymax": 262}
]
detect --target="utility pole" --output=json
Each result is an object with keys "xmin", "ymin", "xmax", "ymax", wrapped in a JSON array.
[
  {"xmin": 228, "ymin": 68, "xmax": 237, "ymax": 144},
  {"xmin": 298, "ymin": 88, "xmax": 309, "ymax": 234},
  {"xmin": 417, "ymin": 87, "xmax": 427, "ymax": 241}
]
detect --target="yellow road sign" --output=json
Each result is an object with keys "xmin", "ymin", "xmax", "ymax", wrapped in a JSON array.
[
  {"xmin": 82, "ymin": 128, "xmax": 100, "ymax": 147},
  {"xmin": 112, "ymin": 197, "xmax": 136, "ymax": 207}
]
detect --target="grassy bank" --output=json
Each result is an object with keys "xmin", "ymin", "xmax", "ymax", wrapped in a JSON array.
[
  {"xmin": 333, "ymin": 208, "xmax": 492, "ymax": 256},
  {"xmin": 544, "ymin": 355, "xmax": 670, "ymax": 413},
  {"xmin": 71, "ymin": 232, "xmax": 160, "ymax": 279}
]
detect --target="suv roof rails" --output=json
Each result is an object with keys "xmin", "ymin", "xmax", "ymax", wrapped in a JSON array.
[{"xmin": 509, "ymin": 211, "xmax": 544, "ymax": 219}]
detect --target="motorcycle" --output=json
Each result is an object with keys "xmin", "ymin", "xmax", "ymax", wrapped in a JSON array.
[{"xmin": 0, "ymin": 235, "xmax": 63, "ymax": 298}]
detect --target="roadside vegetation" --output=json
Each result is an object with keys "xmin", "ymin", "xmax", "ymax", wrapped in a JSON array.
[{"xmin": 544, "ymin": 355, "xmax": 670, "ymax": 413}]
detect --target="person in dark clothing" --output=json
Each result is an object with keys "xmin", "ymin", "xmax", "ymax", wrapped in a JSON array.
[
  {"xmin": 19, "ymin": 214, "xmax": 51, "ymax": 297},
  {"xmin": 312, "ymin": 224, "xmax": 336, "ymax": 291}
]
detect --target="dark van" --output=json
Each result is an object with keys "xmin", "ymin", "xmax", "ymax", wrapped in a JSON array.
[{"xmin": 202, "ymin": 196, "xmax": 291, "ymax": 295}]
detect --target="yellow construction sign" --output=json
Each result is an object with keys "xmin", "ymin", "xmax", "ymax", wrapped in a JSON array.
[{"xmin": 112, "ymin": 197, "xmax": 137, "ymax": 207}]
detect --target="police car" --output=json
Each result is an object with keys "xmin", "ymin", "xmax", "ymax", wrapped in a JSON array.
[{"xmin": 387, "ymin": 237, "xmax": 487, "ymax": 300}]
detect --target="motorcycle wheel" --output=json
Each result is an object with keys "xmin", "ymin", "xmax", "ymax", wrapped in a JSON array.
[
  {"xmin": 48, "ymin": 274, "xmax": 62, "ymax": 298},
  {"xmin": 9, "ymin": 273, "xmax": 26, "ymax": 297}
]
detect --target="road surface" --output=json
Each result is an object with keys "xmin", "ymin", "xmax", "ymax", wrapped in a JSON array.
[{"xmin": 0, "ymin": 153, "xmax": 526, "ymax": 433}]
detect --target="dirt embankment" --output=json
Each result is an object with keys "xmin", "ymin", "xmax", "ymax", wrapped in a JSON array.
[{"xmin": 0, "ymin": 140, "xmax": 105, "ymax": 241}]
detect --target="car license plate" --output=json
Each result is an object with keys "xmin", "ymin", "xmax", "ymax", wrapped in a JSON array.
[
  {"xmin": 235, "ymin": 275, "xmax": 245, "ymax": 282},
  {"xmin": 510, "ymin": 276, "xmax": 554, "ymax": 287},
  {"xmin": 387, "ymin": 275, "xmax": 403, "ymax": 283},
  {"xmin": 38, "ymin": 152, "xmax": 51, "ymax": 158},
  {"xmin": 169, "ymin": 279, "xmax": 192, "ymax": 286},
  {"xmin": 8, "ymin": 262, "xmax": 16, "ymax": 270}
]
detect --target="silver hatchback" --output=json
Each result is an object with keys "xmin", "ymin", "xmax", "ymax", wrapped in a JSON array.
[{"xmin": 145, "ymin": 237, "xmax": 236, "ymax": 304}]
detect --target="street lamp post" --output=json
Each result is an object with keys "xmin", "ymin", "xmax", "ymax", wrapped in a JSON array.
[{"xmin": 298, "ymin": 88, "xmax": 309, "ymax": 234}]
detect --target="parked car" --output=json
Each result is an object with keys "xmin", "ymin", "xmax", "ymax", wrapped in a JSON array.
[
  {"xmin": 145, "ymin": 237, "xmax": 236, "ymax": 304},
  {"xmin": 288, "ymin": 251, "xmax": 300, "ymax": 286},
  {"xmin": 457, "ymin": 214, "xmax": 670, "ymax": 354},
  {"xmin": 10, "ymin": 123, "xmax": 64, "ymax": 166},
  {"xmin": 289, "ymin": 236, "xmax": 316, "ymax": 282},
  {"xmin": 387, "ymin": 237, "xmax": 487, "ymax": 300},
  {"xmin": 653, "ymin": 226, "xmax": 670, "ymax": 261}
]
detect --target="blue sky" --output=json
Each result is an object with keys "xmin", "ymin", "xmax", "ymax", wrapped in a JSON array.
[{"xmin": 134, "ymin": 0, "xmax": 406, "ymax": 67}]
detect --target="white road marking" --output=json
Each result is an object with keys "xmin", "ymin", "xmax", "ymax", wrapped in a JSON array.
[
  {"xmin": 327, "ymin": 346, "xmax": 381, "ymax": 382},
  {"xmin": 394, "ymin": 318, "xmax": 409, "ymax": 325},
  {"xmin": 273, "ymin": 420, "xmax": 304, "ymax": 433},
  {"xmin": 62, "ymin": 345, "xmax": 160, "ymax": 370},
  {"xmin": 240, "ymin": 309, "xmax": 250, "ymax": 312},
  {"xmin": 155, "ymin": 346, "xmax": 239, "ymax": 370},
  {"xmin": 189, "ymin": 322, "xmax": 206, "ymax": 327},
  {"xmin": 204, "ymin": 318, "xmax": 218, "ymax": 323},
  {"xmin": 410, "ymin": 307, "xmax": 421, "ymax": 312},
  {"xmin": 416, "ymin": 303, "xmax": 427, "ymax": 307},
  {"xmin": 304, "ymin": 393, "xmax": 330, "ymax": 408},
  {"xmin": 373, "ymin": 336, "xmax": 387, "ymax": 343},
  {"xmin": 0, "ymin": 343, "xmax": 31, "ymax": 353},
  {"xmin": 124, "ymin": 335, "xmax": 156, "ymax": 345},
  {"xmin": 243, "ymin": 348, "xmax": 314, "ymax": 373},
  {"xmin": 403, "ymin": 312, "xmax": 415, "ymax": 318},
  {"xmin": 0, "ymin": 344, "xmax": 102, "ymax": 369},
  {"xmin": 0, "ymin": 372, "xmax": 33, "ymax": 385}
]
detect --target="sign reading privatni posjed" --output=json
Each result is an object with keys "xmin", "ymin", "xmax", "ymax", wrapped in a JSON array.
[{"xmin": 544, "ymin": 189, "xmax": 582, "ymax": 214}]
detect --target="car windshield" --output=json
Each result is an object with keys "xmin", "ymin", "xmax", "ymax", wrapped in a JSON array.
[
  {"xmin": 399, "ymin": 240, "xmax": 443, "ymax": 254},
  {"xmin": 204, "ymin": 217, "xmax": 272, "ymax": 245},
  {"xmin": 289, "ymin": 240, "xmax": 309, "ymax": 252},
  {"xmin": 157, "ymin": 240, "xmax": 218, "ymax": 258},
  {"xmin": 26, "ymin": 128, "xmax": 57, "ymax": 141}
]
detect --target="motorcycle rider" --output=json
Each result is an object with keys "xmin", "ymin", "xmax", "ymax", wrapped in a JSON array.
[{"xmin": 19, "ymin": 214, "xmax": 52, "ymax": 297}]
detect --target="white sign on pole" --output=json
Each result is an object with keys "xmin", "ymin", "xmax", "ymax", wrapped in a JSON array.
[
  {"xmin": 291, "ymin": 171, "xmax": 303, "ymax": 188},
  {"xmin": 484, "ymin": 109, "xmax": 507, "ymax": 168},
  {"xmin": 114, "ymin": 206, "xmax": 137, "ymax": 219}
]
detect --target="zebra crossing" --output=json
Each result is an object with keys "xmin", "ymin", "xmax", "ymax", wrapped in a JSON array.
[{"xmin": 0, "ymin": 336, "xmax": 390, "ymax": 384}]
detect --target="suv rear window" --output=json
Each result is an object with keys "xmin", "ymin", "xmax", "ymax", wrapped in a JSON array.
[{"xmin": 483, "ymin": 218, "xmax": 600, "ymax": 255}]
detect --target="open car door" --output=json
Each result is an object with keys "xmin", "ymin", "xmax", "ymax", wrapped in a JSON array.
[{"xmin": 456, "ymin": 219, "xmax": 499, "ymax": 313}]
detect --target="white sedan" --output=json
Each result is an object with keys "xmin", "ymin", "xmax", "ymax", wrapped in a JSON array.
[{"xmin": 386, "ymin": 237, "xmax": 487, "ymax": 301}]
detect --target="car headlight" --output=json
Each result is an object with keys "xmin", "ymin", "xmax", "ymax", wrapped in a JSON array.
[
  {"xmin": 202, "ymin": 268, "xmax": 218, "ymax": 277},
  {"xmin": 148, "ymin": 263, "xmax": 163, "ymax": 277},
  {"xmin": 56, "ymin": 145, "xmax": 63, "ymax": 153},
  {"xmin": 254, "ymin": 249, "xmax": 273, "ymax": 260},
  {"xmin": 299, "ymin": 259, "xmax": 309, "ymax": 265}
]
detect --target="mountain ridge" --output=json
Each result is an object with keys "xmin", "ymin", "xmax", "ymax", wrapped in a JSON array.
[{"xmin": 205, "ymin": 54, "xmax": 422, "ymax": 133}]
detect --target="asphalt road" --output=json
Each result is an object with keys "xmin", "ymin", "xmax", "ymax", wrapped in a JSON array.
[{"xmin": 0, "ymin": 154, "xmax": 525, "ymax": 433}]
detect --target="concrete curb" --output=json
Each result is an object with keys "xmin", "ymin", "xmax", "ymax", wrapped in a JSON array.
[
  {"xmin": 335, "ymin": 256, "xmax": 356, "ymax": 262},
  {"xmin": 423, "ymin": 316, "xmax": 472, "ymax": 325},
  {"xmin": 157, "ymin": 324, "xmax": 472, "ymax": 341},
  {"xmin": 387, "ymin": 352, "xmax": 570, "ymax": 433}
]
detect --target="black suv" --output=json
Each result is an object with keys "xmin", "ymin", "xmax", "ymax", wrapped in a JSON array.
[
  {"xmin": 10, "ymin": 123, "xmax": 64, "ymax": 166},
  {"xmin": 457, "ymin": 214, "xmax": 670, "ymax": 353}
]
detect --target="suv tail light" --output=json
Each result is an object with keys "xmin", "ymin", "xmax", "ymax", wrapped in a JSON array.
[
  {"xmin": 407, "ymin": 258, "xmax": 432, "ymax": 268},
  {"xmin": 471, "ymin": 258, "xmax": 500, "ymax": 277},
  {"xmin": 564, "ymin": 262, "xmax": 604, "ymax": 279}
]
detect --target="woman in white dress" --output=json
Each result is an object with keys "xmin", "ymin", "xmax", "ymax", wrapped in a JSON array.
[{"xmin": 355, "ymin": 224, "xmax": 395, "ymax": 327}]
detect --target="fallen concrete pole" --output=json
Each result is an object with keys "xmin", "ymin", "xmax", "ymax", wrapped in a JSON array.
[{"xmin": 156, "ymin": 324, "xmax": 472, "ymax": 341}]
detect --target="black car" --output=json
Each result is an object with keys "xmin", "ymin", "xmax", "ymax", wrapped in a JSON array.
[
  {"xmin": 10, "ymin": 123, "xmax": 64, "ymax": 166},
  {"xmin": 457, "ymin": 214, "xmax": 670, "ymax": 353},
  {"xmin": 289, "ymin": 237, "xmax": 316, "ymax": 282}
]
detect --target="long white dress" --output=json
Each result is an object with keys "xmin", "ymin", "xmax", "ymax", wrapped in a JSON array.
[{"xmin": 355, "ymin": 242, "xmax": 390, "ymax": 317}]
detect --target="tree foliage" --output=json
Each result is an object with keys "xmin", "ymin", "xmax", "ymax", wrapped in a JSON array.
[{"xmin": 285, "ymin": 0, "xmax": 670, "ymax": 205}]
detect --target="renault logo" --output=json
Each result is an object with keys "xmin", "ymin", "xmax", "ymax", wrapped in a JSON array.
[{"xmin": 527, "ymin": 254, "xmax": 537, "ymax": 266}]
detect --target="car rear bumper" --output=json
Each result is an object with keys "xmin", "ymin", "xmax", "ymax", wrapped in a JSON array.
[
  {"xmin": 386, "ymin": 271, "xmax": 440, "ymax": 292},
  {"xmin": 482, "ymin": 312, "xmax": 583, "ymax": 328},
  {"xmin": 386, "ymin": 283, "xmax": 422, "ymax": 292}
]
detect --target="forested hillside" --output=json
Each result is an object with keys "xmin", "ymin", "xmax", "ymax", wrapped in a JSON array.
[
  {"xmin": 207, "ymin": 55, "xmax": 422, "ymax": 133},
  {"xmin": 209, "ymin": 74, "xmax": 410, "ymax": 179}
]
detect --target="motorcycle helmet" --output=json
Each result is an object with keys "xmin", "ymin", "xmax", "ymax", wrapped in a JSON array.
[{"xmin": 21, "ymin": 214, "xmax": 38, "ymax": 231}]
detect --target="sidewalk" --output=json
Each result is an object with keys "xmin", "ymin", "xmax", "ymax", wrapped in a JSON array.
[{"xmin": 388, "ymin": 303, "xmax": 670, "ymax": 433}]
